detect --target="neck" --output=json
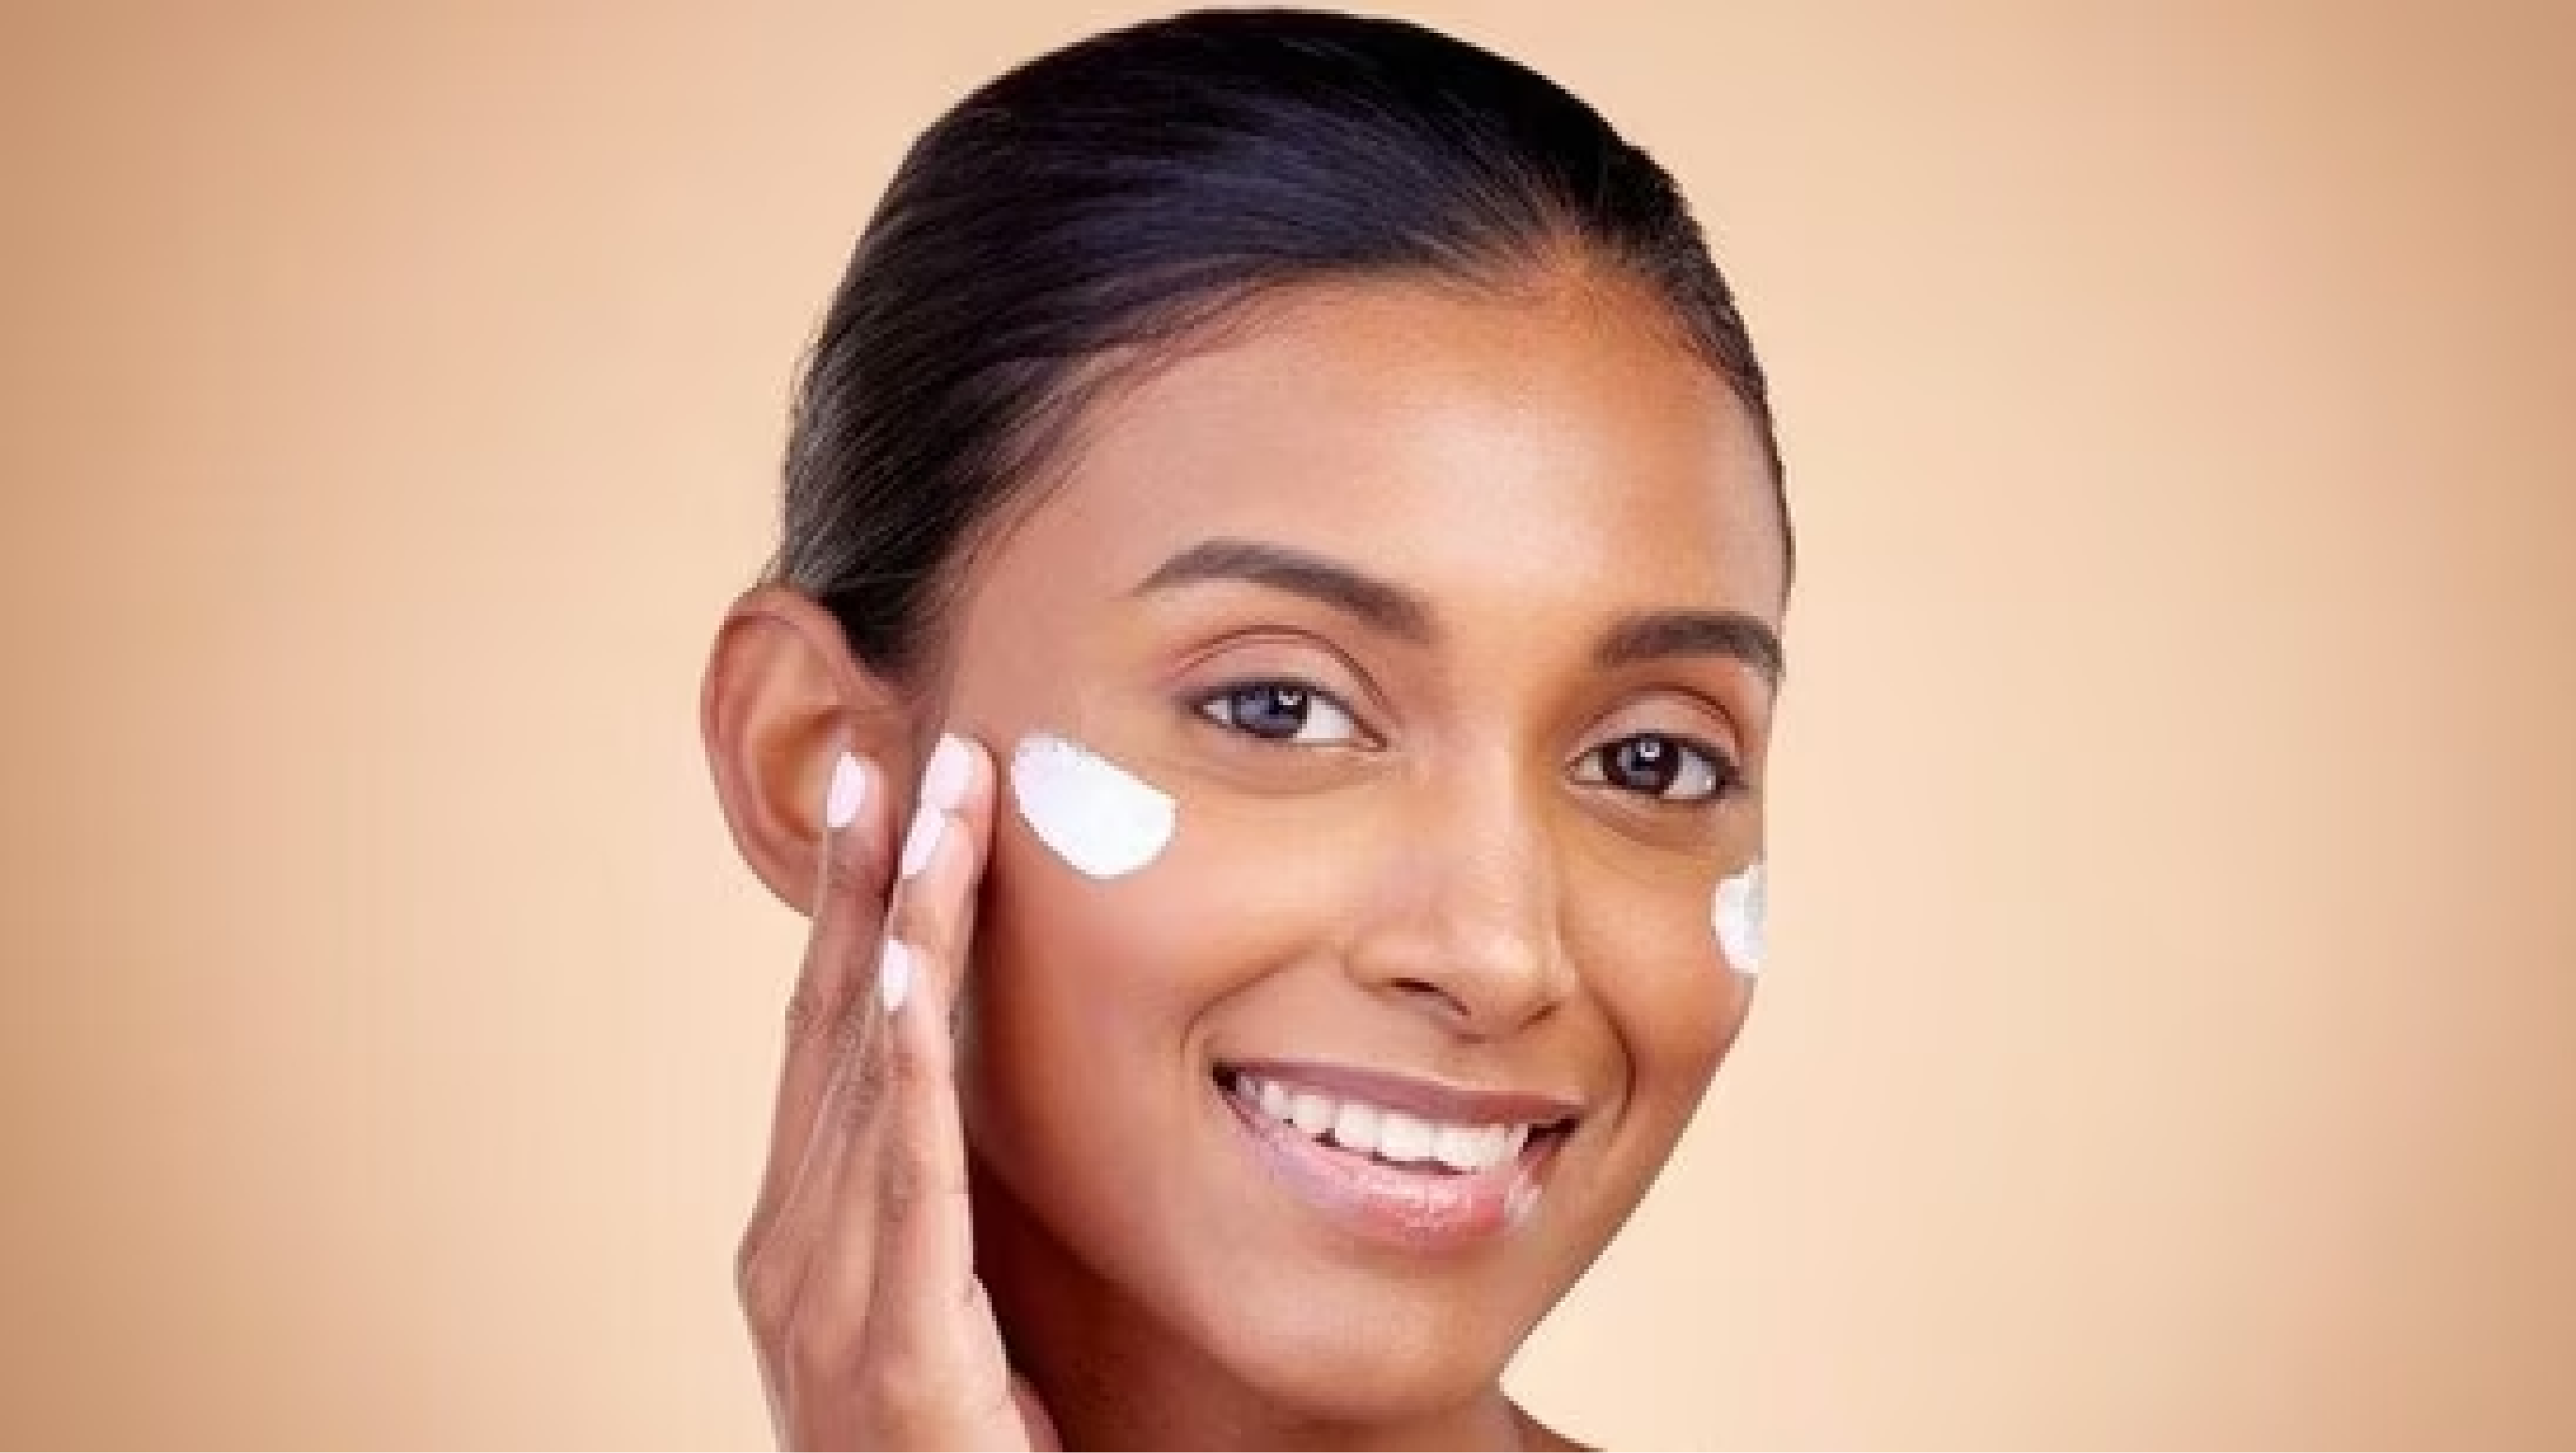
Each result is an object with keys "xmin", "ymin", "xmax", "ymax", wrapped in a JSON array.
[{"xmin": 967, "ymin": 1157, "xmax": 1542, "ymax": 1452}]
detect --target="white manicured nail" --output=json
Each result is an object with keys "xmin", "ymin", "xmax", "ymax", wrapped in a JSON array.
[
  {"xmin": 898, "ymin": 801, "xmax": 945, "ymax": 880},
  {"xmin": 824, "ymin": 752, "xmax": 866, "ymax": 832},
  {"xmin": 879, "ymin": 939, "xmax": 914, "ymax": 1014},
  {"xmin": 920, "ymin": 734, "xmax": 972, "ymax": 813}
]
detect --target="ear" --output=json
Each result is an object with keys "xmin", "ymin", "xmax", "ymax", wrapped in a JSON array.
[{"xmin": 699, "ymin": 582, "xmax": 914, "ymax": 915}]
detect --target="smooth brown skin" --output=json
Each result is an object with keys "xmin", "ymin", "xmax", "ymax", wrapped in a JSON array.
[{"xmin": 701, "ymin": 260, "xmax": 1788, "ymax": 1450}]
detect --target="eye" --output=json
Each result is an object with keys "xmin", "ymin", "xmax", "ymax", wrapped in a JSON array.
[
  {"xmin": 1575, "ymin": 733, "xmax": 1737, "ymax": 804},
  {"xmin": 1196, "ymin": 680, "xmax": 1362, "ymax": 745}
]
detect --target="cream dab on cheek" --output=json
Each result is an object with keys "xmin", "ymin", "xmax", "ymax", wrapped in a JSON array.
[
  {"xmin": 1008, "ymin": 732, "xmax": 1177, "ymax": 879},
  {"xmin": 1713, "ymin": 861, "xmax": 1767, "ymax": 977}
]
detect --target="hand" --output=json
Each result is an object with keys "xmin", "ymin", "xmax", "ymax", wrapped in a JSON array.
[{"xmin": 734, "ymin": 735, "xmax": 1059, "ymax": 1451}]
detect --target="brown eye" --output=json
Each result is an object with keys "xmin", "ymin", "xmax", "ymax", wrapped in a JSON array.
[{"xmin": 1578, "ymin": 733, "xmax": 1735, "ymax": 803}]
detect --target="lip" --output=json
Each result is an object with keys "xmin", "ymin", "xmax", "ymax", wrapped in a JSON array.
[
  {"xmin": 1214, "ymin": 1064, "xmax": 1575, "ymax": 1254},
  {"xmin": 1221, "ymin": 1057, "xmax": 1585, "ymax": 1128}
]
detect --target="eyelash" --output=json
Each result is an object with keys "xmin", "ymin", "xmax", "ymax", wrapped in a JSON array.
[
  {"xmin": 1569, "ymin": 732, "xmax": 1742, "ymax": 805},
  {"xmin": 1190, "ymin": 678, "xmax": 1743, "ymax": 806},
  {"xmin": 1194, "ymin": 679, "xmax": 1366, "ymax": 747}
]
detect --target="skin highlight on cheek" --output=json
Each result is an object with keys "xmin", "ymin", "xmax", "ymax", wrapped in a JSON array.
[
  {"xmin": 1713, "ymin": 860, "xmax": 1767, "ymax": 977},
  {"xmin": 1008, "ymin": 731, "xmax": 1179, "ymax": 879}
]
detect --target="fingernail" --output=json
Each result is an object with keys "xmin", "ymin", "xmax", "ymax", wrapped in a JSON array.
[
  {"xmin": 879, "ymin": 938, "xmax": 914, "ymax": 1014},
  {"xmin": 920, "ymin": 733, "xmax": 972, "ymax": 814},
  {"xmin": 897, "ymin": 801, "xmax": 945, "ymax": 880},
  {"xmin": 825, "ymin": 751, "xmax": 867, "ymax": 832}
]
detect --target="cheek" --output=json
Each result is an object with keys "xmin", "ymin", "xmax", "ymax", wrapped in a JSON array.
[
  {"xmin": 961, "ymin": 741, "xmax": 1346, "ymax": 1154},
  {"xmin": 965, "ymin": 823, "xmax": 1208, "ymax": 1118},
  {"xmin": 973, "ymin": 801, "xmax": 1358, "ymax": 1059},
  {"xmin": 959, "ymin": 812, "xmax": 1218, "ymax": 1222},
  {"xmin": 957, "ymin": 742, "xmax": 1385, "ymax": 1299},
  {"xmin": 967, "ymin": 734, "xmax": 1199, "ymax": 1109},
  {"xmin": 1576, "ymin": 861, "xmax": 1756, "ymax": 1117},
  {"xmin": 983, "ymin": 729, "xmax": 1379, "ymax": 1010}
]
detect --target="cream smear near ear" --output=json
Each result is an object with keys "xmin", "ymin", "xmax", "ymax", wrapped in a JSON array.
[
  {"xmin": 1008, "ymin": 733, "xmax": 1177, "ymax": 879},
  {"xmin": 1714, "ymin": 861, "xmax": 1767, "ymax": 977}
]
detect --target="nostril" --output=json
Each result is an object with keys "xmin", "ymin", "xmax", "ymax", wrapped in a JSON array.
[
  {"xmin": 1347, "ymin": 900, "xmax": 1572, "ymax": 1036},
  {"xmin": 1389, "ymin": 975, "xmax": 1464, "ymax": 1010}
]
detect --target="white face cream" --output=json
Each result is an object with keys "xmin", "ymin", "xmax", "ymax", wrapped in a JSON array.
[
  {"xmin": 1008, "ymin": 733, "xmax": 1177, "ymax": 879},
  {"xmin": 1713, "ymin": 861, "xmax": 1767, "ymax": 977}
]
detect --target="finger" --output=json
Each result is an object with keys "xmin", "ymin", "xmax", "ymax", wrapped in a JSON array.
[
  {"xmin": 771, "ymin": 736, "xmax": 982, "ymax": 1375},
  {"xmin": 767, "ymin": 950, "xmax": 903, "ymax": 1396},
  {"xmin": 748, "ymin": 744, "xmax": 890, "ymax": 1248},
  {"xmin": 866, "ymin": 951, "xmax": 1013, "ymax": 1415},
  {"xmin": 788, "ymin": 737, "xmax": 1004, "ymax": 1413},
  {"xmin": 883, "ymin": 733, "xmax": 997, "ymax": 1019},
  {"xmin": 743, "ymin": 743, "xmax": 894, "ymax": 1276},
  {"xmin": 865, "ymin": 735, "xmax": 1013, "ymax": 1409},
  {"xmin": 784, "ymin": 944, "xmax": 918, "ymax": 1373},
  {"xmin": 757, "ymin": 930, "xmax": 914, "ymax": 1391}
]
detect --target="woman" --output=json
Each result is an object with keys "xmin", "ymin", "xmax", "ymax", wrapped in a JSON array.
[{"xmin": 698, "ymin": 7, "xmax": 1792, "ymax": 1448}]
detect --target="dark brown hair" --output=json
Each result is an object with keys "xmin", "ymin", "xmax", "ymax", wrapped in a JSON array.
[{"xmin": 767, "ymin": 6, "xmax": 1790, "ymax": 679}]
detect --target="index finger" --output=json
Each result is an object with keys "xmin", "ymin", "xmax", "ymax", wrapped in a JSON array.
[{"xmin": 746, "ymin": 742, "xmax": 897, "ymax": 1252}]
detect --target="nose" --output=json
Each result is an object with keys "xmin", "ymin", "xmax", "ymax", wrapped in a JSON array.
[{"xmin": 1342, "ymin": 760, "xmax": 1576, "ymax": 1038}]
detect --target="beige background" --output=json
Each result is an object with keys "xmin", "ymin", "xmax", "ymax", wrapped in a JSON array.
[{"xmin": 5, "ymin": 1, "xmax": 2573, "ymax": 1447}]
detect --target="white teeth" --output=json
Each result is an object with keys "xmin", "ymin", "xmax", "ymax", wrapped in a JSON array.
[
  {"xmin": 1431, "ymin": 1123, "xmax": 1495, "ymax": 1173},
  {"xmin": 1287, "ymin": 1091, "xmax": 1335, "ymax": 1136},
  {"xmin": 1330, "ymin": 1101, "xmax": 1381, "ymax": 1154},
  {"xmin": 1229, "ymin": 1072, "xmax": 1546, "ymax": 1173},
  {"xmin": 1375, "ymin": 1111, "xmax": 1435, "ymax": 1164}
]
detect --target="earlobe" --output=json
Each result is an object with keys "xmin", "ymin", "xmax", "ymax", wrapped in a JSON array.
[{"xmin": 699, "ymin": 582, "xmax": 910, "ymax": 914}]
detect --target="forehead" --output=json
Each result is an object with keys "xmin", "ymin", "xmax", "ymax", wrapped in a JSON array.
[{"xmin": 980, "ymin": 272, "xmax": 1784, "ymax": 625}]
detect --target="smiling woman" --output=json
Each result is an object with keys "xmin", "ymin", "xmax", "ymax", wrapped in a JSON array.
[{"xmin": 696, "ymin": 8, "xmax": 1790, "ymax": 1448}]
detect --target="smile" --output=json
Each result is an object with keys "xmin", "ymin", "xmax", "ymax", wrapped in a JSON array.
[
  {"xmin": 1231, "ymin": 1070, "xmax": 1536, "ymax": 1171},
  {"xmin": 1214, "ymin": 1063, "xmax": 1578, "ymax": 1252}
]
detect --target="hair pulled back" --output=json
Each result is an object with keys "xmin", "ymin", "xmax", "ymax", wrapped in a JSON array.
[{"xmin": 769, "ymin": 7, "xmax": 1789, "ymax": 680}]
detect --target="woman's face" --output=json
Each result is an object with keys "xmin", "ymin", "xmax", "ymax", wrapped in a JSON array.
[{"xmin": 939, "ymin": 268, "xmax": 1786, "ymax": 1417}]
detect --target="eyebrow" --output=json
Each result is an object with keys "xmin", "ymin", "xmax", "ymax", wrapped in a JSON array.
[
  {"xmin": 1132, "ymin": 537, "xmax": 1436, "ymax": 643},
  {"xmin": 1595, "ymin": 608, "xmax": 1784, "ymax": 686},
  {"xmin": 1132, "ymin": 536, "xmax": 1785, "ymax": 687}
]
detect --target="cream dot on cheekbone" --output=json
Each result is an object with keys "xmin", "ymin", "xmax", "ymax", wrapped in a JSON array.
[
  {"xmin": 1713, "ymin": 861, "xmax": 1767, "ymax": 977},
  {"xmin": 1008, "ymin": 733, "xmax": 1177, "ymax": 879}
]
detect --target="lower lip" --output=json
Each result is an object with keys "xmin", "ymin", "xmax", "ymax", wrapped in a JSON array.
[{"xmin": 1218, "ymin": 1078, "xmax": 1552, "ymax": 1254}]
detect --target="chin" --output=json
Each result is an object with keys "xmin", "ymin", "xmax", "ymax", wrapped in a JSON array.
[
  {"xmin": 1176, "ymin": 1266, "xmax": 1534, "ymax": 1425},
  {"xmin": 969, "ymin": 1116, "xmax": 1562, "ymax": 1432}
]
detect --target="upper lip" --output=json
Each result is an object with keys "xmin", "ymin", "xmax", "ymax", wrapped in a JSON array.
[{"xmin": 1221, "ymin": 1057, "xmax": 1584, "ymax": 1128}]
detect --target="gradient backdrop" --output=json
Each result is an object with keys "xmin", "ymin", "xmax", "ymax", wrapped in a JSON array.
[{"xmin": 4, "ymin": 2, "xmax": 2573, "ymax": 1447}]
